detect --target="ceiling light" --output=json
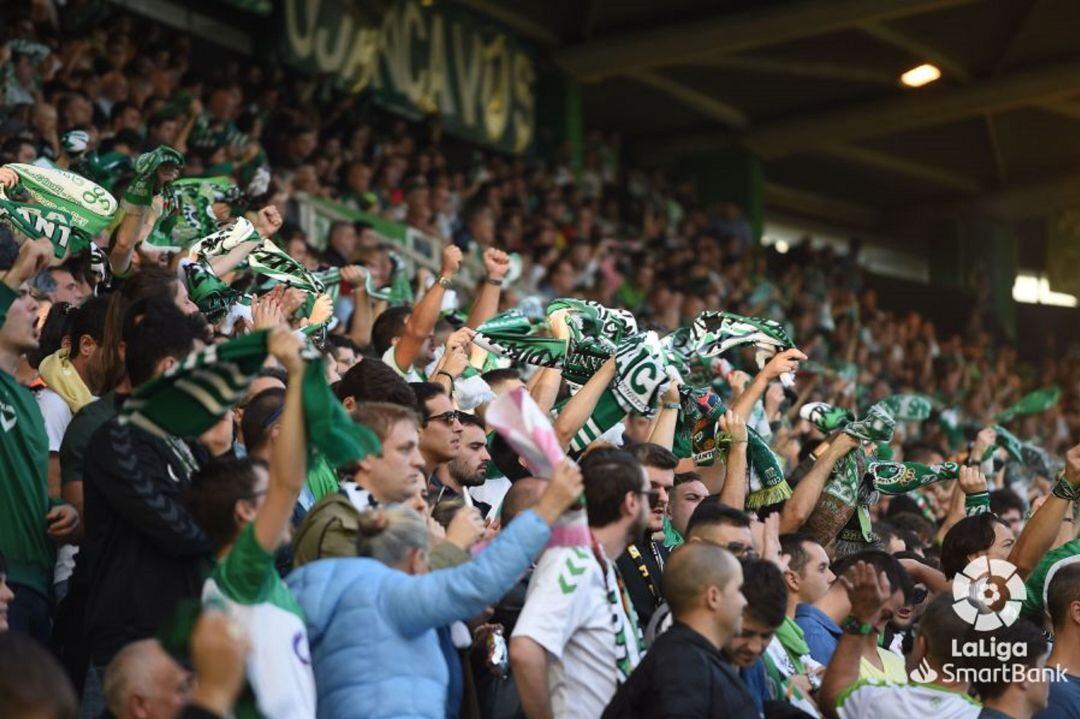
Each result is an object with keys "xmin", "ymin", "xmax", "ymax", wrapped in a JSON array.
[
  {"xmin": 901, "ymin": 64, "xmax": 941, "ymax": 88},
  {"xmin": 775, "ymin": 240, "xmax": 790, "ymax": 254}
]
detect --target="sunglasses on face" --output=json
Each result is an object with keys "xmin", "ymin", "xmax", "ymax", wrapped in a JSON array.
[
  {"xmin": 907, "ymin": 586, "xmax": 928, "ymax": 606},
  {"xmin": 639, "ymin": 489, "xmax": 662, "ymax": 509},
  {"xmin": 427, "ymin": 410, "xmax": 460, "ymax": 425}
]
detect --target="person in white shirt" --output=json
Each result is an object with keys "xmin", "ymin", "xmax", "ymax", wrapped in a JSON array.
[
  {"xmin": 511, "ymin": 447, "xmax": 652, "ymax": 719},
  {"xmin": 821, "ymin": 563, "xmax": 982, "ymax": 719}
]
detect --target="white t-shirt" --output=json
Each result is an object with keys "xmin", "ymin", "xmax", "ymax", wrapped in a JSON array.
[
  {"xmin": 381, "ymin": 345, "xmax": 423, "ymax": 383},
  {"xmin": 837, "ymin": 680, "xmax": 980, "ymax": 719},
  {"xmin": 469, "ymin": 476, "xmax": 511, "ymax": 520},
  {"xmin": 36, "ymin": 387, "xmax": 72, "ymax": 452},
  {"xmin": 512, "ymin": 544, "xmax": 643, "ymax": 719},
  {"xmin": 35, "ymin": 387, "xmax": 82, "ymax": 586}
]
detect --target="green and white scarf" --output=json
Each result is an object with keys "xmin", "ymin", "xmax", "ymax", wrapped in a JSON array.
[
  {"xmin": 0, "ymin": 163, "xmax": 117, "ymax": 258},
  {"xmin": 690, "ymin": 311, "xmax": 796, "ymax": 385},
  {"xmin": 995, "ymin": 386, "xmax": 1061, "ymax": 423},
  {"xmin": 247, "ymin": 237, "xmax": 322, "ymax": 294},
  {"xmin": 119, "ymin": 331, "xmax": 379, "ymax": 466},
  {"xmin": 984, "ymin": 425, "xmax": 1024, "ymax": 463},
  {"xmin": 124, "ymin": 146, "xmax": 184, "ymax": 208},
  {"xmin": 799, "ymin": 401, "xmax": 854, "ymax": 433},
  {"xmin": 882, "ymin": 394, "xmax": 933, "ymax": 422},
  {"xmin": 563, "ymin": 332, "xmax": 673, "ymax": 453},
  {"xmin": 868, "ymin": 461, "xmax": 960, "ymax": 494},
  {"xmin": 148, "ymin": 176, "xmax": 241, "ymax": 249},
  {"xmin": 475, "ymin": 310, "xmax": 566, "ymax": 368}
]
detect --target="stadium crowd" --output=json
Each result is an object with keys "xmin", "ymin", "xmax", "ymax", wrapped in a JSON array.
[{"xmin": 1, "ymin": 3, "xmax": 1079, "ymax": 719}]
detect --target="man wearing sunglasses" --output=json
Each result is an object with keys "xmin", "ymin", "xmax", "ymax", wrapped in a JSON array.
[
  {"xmin": 411, "ymin": 382, "xmax": 463, "ymax": 491},
  {"xmin": 617, "ymin": 443, "xmax": 678, "ymax": 629}
]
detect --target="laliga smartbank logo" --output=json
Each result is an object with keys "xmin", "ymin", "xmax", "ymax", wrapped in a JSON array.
[
  {"xmin": 908, "ymin": 558, "xmax": 1066, "ymax": 685},
  {"xmin": 951, "ymin": 556, "xmax": 1026, "ymax": 631}
]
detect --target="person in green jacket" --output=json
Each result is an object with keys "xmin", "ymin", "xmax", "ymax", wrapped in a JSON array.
[{"xmin": 0, "ymin": 233, "xmax": 80, "ymax": 640}]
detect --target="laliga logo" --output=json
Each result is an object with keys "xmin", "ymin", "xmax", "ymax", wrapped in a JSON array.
[{"xmin": 951, "ymin": 557, "xmax": 1026, "ymax": 631}]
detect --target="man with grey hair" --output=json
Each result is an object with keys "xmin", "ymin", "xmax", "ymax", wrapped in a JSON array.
[{"xmin": 103, "ymin": 638, "xmax": 191, "ymax": 719}]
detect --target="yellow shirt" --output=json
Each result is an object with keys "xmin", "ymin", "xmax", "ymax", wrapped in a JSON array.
[{"xmin": 860, "ymin": 647, "xmax": 909, "ymax": 684}]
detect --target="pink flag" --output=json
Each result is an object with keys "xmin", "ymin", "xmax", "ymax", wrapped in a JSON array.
[{"xmin": 486, "ymin": 387, "xmax": 590, "ymax": 548}]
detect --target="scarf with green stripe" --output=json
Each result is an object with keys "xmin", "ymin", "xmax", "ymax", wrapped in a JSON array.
[
  {"xmin": 867, "ymin": 461, "xmax": 961, "ymax": 493},
  {"xmin": 0, "ymin": 163, "xmax": 117, "ymax": 259},
  {"xmin": 362, "ymin": 253, "xmax": 414, "ymax": 304},
  {"xmin": 118, "ymin": 331, "xmax": 379, "ymax": 467},
  {"xmin": 995, "ymin": 386, "xmax": 1061, "ymax": 423},
  {"xmin": 183, "ymin": 218, "xmax": 264, "ymax": 321}
]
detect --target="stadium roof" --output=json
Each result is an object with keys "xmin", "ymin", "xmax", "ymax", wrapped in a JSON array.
[{"xmin": 461, "ymin": 0, "xmax": 1080, "ymax": 235}]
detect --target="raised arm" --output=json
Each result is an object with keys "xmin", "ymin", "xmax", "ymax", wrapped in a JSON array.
[
  {"xmin": 466, "ymin": 247, "xmax": 509, "ymax": 329},
  {"xmin": 553, "ymin": 358, "xmax": 616, "ymax": 449},
  {"xmin": 780, "ymin": 433, "xmax": 858, "ymax": 534},
  {"xmin": 717, "ymin": 410, "xmax": 749, "ymax": 510},
  {"xmin": 529, "ymin": 366, "xmax": 564, "ymax": 415},
  {"xmin": 393, "ymin": 245, "xmax": 461, "ymax": 373},
  {"xmin": 341, "ymin": 266, "xmax": 375, "ymax": 348},
  {"xmin": 820, "ymin": 561, "xmax": 892, "ymax": 718},
  {"xmin": 251, "ymin": 327, "xmax": 307, "ymax": 552},
  {"xmin": 1009, "ymin": 444, "xmax": 1080, "ymax": 578},
  {"xmin": 383, "ymin": 460, "xmax": 582, "ymax": 635},
  {"xmin": 730, "ymin": 349, "xmax": 806, "ymax": 422},
  {"xmin": 647, "ymin": 380, "xmax": 681, "ymax": 450}
]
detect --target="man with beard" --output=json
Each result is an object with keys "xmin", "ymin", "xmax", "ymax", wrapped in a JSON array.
[
  {"xmin": 617, "ymin": 443, "xmax": 678, "ymax": 628},
  {"xmin": 511, "ymin": 448, "xmax": 651, "ymax": 719},
  {"xmin": 431, "ymin": 413, "xmax": 494, "ymax": 518}
]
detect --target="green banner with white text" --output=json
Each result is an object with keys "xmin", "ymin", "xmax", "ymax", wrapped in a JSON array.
[{"xmin": 280, "ymin": 0, "xmax": 536, "ymax": 154}]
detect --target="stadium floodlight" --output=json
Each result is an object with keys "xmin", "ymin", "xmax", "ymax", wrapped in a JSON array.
[{"xmin": 900, "ymin": 63, "xmax": 941, "ymax": 88}]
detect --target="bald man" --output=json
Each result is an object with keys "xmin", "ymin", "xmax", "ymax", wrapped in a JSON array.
[
  {"xmin": 103, "ymin": 639, "xmax": 191, "ymax": 719},
  {"xmin": 602, "ymin": 542, "xmax": 760, "ymax": 719}
]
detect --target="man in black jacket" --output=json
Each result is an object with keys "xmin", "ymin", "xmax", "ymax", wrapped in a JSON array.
[
  {"xmin": 603, "ymin": 541, "xmax": 759, "ymax": 719},
  {"xmin": 81, "ymin": 300, "xmax": 212, "ymax": 670}
]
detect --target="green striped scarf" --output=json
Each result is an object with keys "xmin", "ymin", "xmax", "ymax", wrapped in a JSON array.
[{"xmin": 119, "ymin": 331, "xmax": 379, "ymax": 467}]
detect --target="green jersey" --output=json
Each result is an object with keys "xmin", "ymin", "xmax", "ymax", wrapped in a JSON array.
[
  {"xmin": 0, "ymin": 284, "xmax": 56, "ymax": 596},
  {"xmin": 202, "ymin": 523, "xmax": 316, "ymax": 719}
]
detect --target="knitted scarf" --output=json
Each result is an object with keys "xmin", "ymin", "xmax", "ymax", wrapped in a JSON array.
[{"xmin": 119, "ymin": 331, "xmax": 379, "ymax": 467}]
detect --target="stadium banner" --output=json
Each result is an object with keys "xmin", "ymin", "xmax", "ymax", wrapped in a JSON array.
[
  {"xmin": 294, "ymin": 193, "xmax": 481, "ymax": 283},
  {"xmin": 281, "ymin": 0, "xmax": 536, "ymax": 155}
]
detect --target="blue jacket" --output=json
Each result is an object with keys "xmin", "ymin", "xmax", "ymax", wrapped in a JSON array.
[
  {"xmin": 794, "ymin": 603, "xmax": 841, "ymax": 667},
  {"xmin": 287, "ymin": 509, "xmax": 551, "ymax": 719}
]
